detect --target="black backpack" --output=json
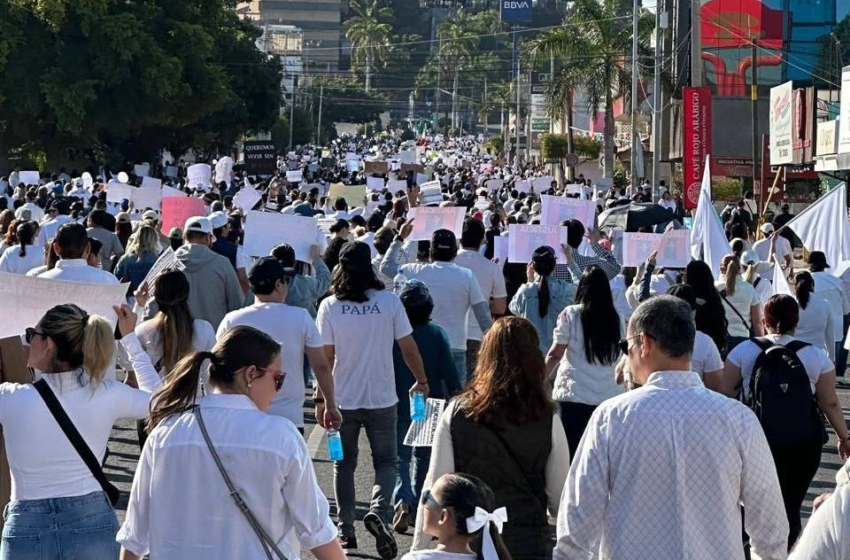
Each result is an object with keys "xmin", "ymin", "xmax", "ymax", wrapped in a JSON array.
[{"xmin": 748, "ymin": 338, "xmax": 822, "ymax": 447}]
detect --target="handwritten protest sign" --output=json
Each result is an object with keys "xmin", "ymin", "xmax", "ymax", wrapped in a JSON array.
[
  {"xmin": 244, "ymin": 211, "xmax": 317, "ymax": 260},
  {"xmin": 19, "ymin": 171, "xmax": 40, "ymax": 186},
  {"xmin": 0, "ymin": 273, "xmax": 129, "ymax": 339},
  {"xmin": 285, "ymin": 170, "xmax": 303, "ymax": 183},
  {"xmin": 162, "ymin": 185, "xmax": 186, "ymax": 198},
  {"xmin": 622, "ymin": 229, "xmax": 690, "ymax": 268},
  {"xmin": 214, "ymin": 157, "xmax": 233, "ymax": 185},
  {"xmin": 317, "ymin": 217, "xmax": 335, "ymax": 236},
  {"xmin": 406, "ymin": 206, "xmax": 465, "ymax": 241},
  {"xmin": 403, "ymin": 399, "xmax": 446, "ymax": 447},
  {"xmin": 141, "ymin": 247, "xmax": 186, "ymax": 289},
  {"xmin": 187, "ymin": 164, "xmax": 211, "ymax": 191},
  {"xmin": 106, "ymin": 184, "xmax": 134, "ymax": 204},
  {"xmin": 81, "ymin": 172, "xmax": 93, "ymax": 190},
  {"xmin": 492, "ymin": 236, "xmax": 508, "ymax": 264},
  {"xmin": 131, "ymin": 186, "xmax": 162, "ymax": 211},
  {"xmin": 364, "ymin": 161, "xmax": 388, "ymax": 175},
  {"xmin": 508, "ymin": 225, "xmax": 567, "ymax": 263},
  {"xmin": 232, "ymin": 187, "xmax": 262, "ymax": 214},
  {"xmin": 134, "ymin": 164, "xmax": 150, "ymax": 177},
  {"xmin": 366, "ymin": 176, "xmax": 384, "ymax": 191},
  {"xmin": 141, "ymin": 176, "xmax": 161, "ymax": 190},
  {"xmin": 540, "ymin": 195, "xmax": 596, "ymax": 228},
  {"xmin": 160, "ymin": 196, "xmax": 205, "ymax": 235},
  {"xmin": 329, "ymin": 184, "xmax": 366, "ymax": 207}
]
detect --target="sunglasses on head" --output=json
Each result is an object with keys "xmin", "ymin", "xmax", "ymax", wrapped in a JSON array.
[
  {"xmin": 25, "ymin": 327, "xmax": 46, "ymax": 344},
  {"xmin": 420, "ymin": 489, "xmax": 443, "ymax": 510},
  {"xmin": 259, "ymin": 367, "xmax": 286, "ymax": 392}
]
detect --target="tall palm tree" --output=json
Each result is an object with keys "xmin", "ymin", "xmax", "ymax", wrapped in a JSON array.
[
  {"xmin": 523, "ymin": 0, "xmax": 654, "ymax": 178},
  {"xmin": 344, "ymin": 0, "xmax": 393, "ymax": 93}
]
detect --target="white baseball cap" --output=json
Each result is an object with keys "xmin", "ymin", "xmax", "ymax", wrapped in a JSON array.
[
  {"xmin": 760, "ymin": 223, "xmax": 775, "ymax": 234},
  {"xmin": 208, "ymin": 211, "xmax": 229, "ymax": 229},
  {"xmin": 184, "ymin": 216, "xmax": 213, "ymax": 235}
]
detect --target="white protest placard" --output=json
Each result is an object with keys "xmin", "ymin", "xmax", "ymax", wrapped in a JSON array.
[
  {"xmin": 317, "ymin": 217, "xmax": 335, "ymax": 236},
  {"xmin": 417, "ymin": 180, "xmax": 443, "ymax": 206},
  {"xmin": 19, "ymin": 171, "xmax": 40, "ymax": 186},
  {"xmin": 622, "ymin": 232, "xmax": 663, "ymax": 267},
  {"xmin": 165, "ymin": 166, "xmax": 179, "ymax": 178},
  {"xmin": 492, "ymin": 236, "xmax": 508, "ymax": 264},
  {"xmin": 387, "ymin": 179, "xmax": 407, "ymax": 192},
  {"xmin": 131, "ymin": 187, "xmax": 162, "ymax": 211},
  {"xmin": 106, "ymin": 184, "xmax": 134, "ymax": 204},
  {"xmin": 486, "ymin": 179, "xmax": 504, "ymax": 192},
  {"xmin": 532, "ymin": 176, "xmax": 554, "ymax": 192},
  {"xmin": 162, "ymin": 185, "xmax": 186, "ymax": 198},
  {"xmin": 403, "ymin": 399, "xmax": 446, "ymax": 447},
  {"xmin": 215, "ymin": 156, "xmax": 233, "ymax": 186},
  {"xmin": 187, "ymin": 164, "xmax": 211, "ymax": 190},
  {"xmin": 540, "ymin": 195, "xmax": 596, "ymax": 228},
  {"xmin": 232, "ymin": 187, "xmax": 262, "ymax": 214},
  {"xmin": 656, "ymin": 228, "xmax": 690, "ymax": 268},
  {"xmin": 81, "ymin": 172, "xmax": 93, "ymax": 190},
  {"xmin": 406, "ymin": 206, "xmax": 465, "ymax": 241},
  {"xmin": 134, "ymin": 163, "xmax": 150, "ymax": 177},
  {"xmin": 0, "ymin": 273, "xmax": 129, "ymax": 339},
  {"xmin": 141, "ymin": 247, "xmax": 186, "ymax": 289},
  {"xmin": 345, "ymin": 160, "xmax": 360, "ymax": 173},
  {"xmin": 514, "ymin": 179, "xmax": 531, "ymax": 194},
  {"xmin": 243, "ymin": 211, "xmax": 317, "ymax": 261},
  {"xmin": 415, "ymin": 173, "xmax": 430, "ymax": 186},
  {"xmin": 286, "ymin": 170, "xmax": 303, "ymax": 183},
  {"xmin": 399, "ymin": 149, "xmax": 416, "ymax": 164},
  {"xmin": 329, "ymin": 184, "xmax": 367, "ymax": 207},
  {"xmin": 141, "ymin": 176, "xmax": 161, "ymax": 190},
  {"xmin": 508, "ymin": 224, "xmax": 567, "ymax": 263},
  {"xmin": 366, "ymin": 176, "xmax": 385, "ymax": 191}
]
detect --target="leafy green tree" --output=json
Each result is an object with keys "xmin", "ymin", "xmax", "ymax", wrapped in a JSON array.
[
  {"xmin": 344, "ymin": 0, "xmax": 393, "ymax": 93},
  {"xmin": 306, "ymin": 77, "xmax": 387, "ymax": 125}
]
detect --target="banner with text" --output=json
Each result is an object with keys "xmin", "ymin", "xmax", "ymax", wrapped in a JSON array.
[
  {"xmin": 682, "ymin": 87, "xmax": 712, "ymax": 209},
  {"xmin": 407, "ymin": 206, "xmax": 465, "ymax": 241},
  {"xmin": 508, "ymin": 225, "xmax": 567, "ymax": 263},
  {"xmin": 540, "ymin": 195, "xmax": 596, "ymax": 228}
]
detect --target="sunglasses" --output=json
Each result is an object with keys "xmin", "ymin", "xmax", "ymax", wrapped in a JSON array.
[
  {"xmin": 25, "ymin": 328, "xmax": 46, "ymax": 344},
  {"xmin": 420, "ymin": 489, "xmax": 443, "ymax": 510},
  {"xmin": 618, "ymin": 333, "xmax": 655, "ymax": 354},
  {"xmin": 259, "ymin": 367, "xmax": 286, "ymax": 392}
]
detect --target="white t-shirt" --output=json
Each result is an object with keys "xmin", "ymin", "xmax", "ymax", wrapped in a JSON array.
[
  {"xmin": 401, "ymin": 552, "xmax": 476, "ymax": 560},
  {"xmin": 715, "ymin": 279, "xmax": 759, "ymax": 338},
  {"xmin": 752, "ymin": 236, "xmax": 792, "ymax": 271},
  {"xmin": 691, "ymin": 331, "xmax": 723, "ymax": 381},
  {"xmin": 399, "ymin": 262, "xmax": 486, "ymax": 350},
  {"xmin": 454, "ymin": 249, "xmax": 506, "ymax": 341},
  {"xmin": 813, "ymin": 271, "xmax": 850, "ymax": 340},
  {"xmin": 317, "ymin": 289, "xmax": 412, "ymax": 410},
  {"xmin": 795, "ymin": 295, "xmax": 835, "ymax": 360},
  {"xmin": 0, "ymin": 245, "xmax": 44, "ymax": 275},
  {"xmin": 217, "ymin": 302, "xmax": 322, "ymax": 427},
  {"xmin": 787, "ymin": 484, "xmax": 850, "ymax": 560},
  {"xmin": 726, "ymin": 334, "xmax": 834, "ymax": 399}
]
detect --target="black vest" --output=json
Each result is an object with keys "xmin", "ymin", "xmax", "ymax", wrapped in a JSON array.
[
  {"xmin": 211, "ymin": 237, "xmax": 238, "ymax": 269},
  {"xmin": 450, "ymin": 407, "xmax": 554, "ymax": 560}
]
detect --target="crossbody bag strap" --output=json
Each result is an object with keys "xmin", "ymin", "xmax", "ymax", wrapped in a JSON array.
[
  {"xmin": 33, "ymin": 379, "xmax": 120, "ymax": 506},
  {"xmin": 720, "ymin": 290, "xmax": 751, "ymax": 332},
  {"xmin": 192, "ymin": 407, "xmax": 289, "ymax": 560}
]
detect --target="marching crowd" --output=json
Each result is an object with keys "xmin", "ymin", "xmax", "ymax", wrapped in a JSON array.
[{"xmin": 0, "ymin": 133, "xmax": 848, "ymax": 560}]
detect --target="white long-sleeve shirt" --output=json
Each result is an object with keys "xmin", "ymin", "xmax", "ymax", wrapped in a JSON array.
[
  {"xmin": 554, "ymin": 370, "xmax": 789, "ymax": 560},
  {"xmin": 0, "ymin": 333, "xmax": 160, "ymax": 501},
  {"xmin": 788, "ymin": 484, "xmax": 850, "ymax": 560},
  {"xmin": 117, "ymin": 394, "xmax": 337, "ymax": 559}
]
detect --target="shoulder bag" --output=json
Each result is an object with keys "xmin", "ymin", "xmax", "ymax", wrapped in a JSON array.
[
  {"xmin": 33, "ymin": 378, "xmax": 120, "ymax": 506},
  {"xmin": 193, "ymin": 406, "xmax": 291, "ymax": 560},
  {"xmin": 719, "ymin": 289, "xmax": 754, "ymax": 337}
]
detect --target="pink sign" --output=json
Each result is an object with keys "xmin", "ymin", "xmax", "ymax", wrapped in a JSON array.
[
  {"xmin": 407, "ymin": 206, "xmax": 465, "ymax": 242},
  {"xmin": 540, "ymin": 195, "xmax": 596, "ymax": 228},
  {"xmin": 160, "ymin": 196, "xmax": 206, "ymax": 235},
  {"xmin": 508, "ymin": 225, "xmax": 567, "ymax": 263},
  {"xmin": 622, "ymin": 229, "xmax": 690, "ymax": 268}
]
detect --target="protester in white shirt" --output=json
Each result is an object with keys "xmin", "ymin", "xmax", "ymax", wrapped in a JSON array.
[
  {"xmin": 753, "ymin": 224, "xmax": 793, "ymax": 277},
  {"xmin": 792, "ymin": 271, "xmax": 835, "ymax": 361},
  {"xmin": 38, "ymin": 223, "xmax": 120, "ymax": 285},
  {"xmin": 809, "ymin": 251, "xmax": 850, "ymax": 376},
  {"xmin": 555, "ymin": 296, "xmax": 789, "ymax": 560},
  {"xmin": 36, "ymin": 199, "xmax": 75, "ymax": 252},
  {"xmin": 1, "ymin": 304, "xmax": 159, "ymax": 559},
  {"xmin": 788, "ymin": 484, "xmax": 850, "ymax": 560},
  {"xmin": 666, "ymin": 284, "xmax": 723, "ymax": 385},
  {"xmin": 0, "ymin": 221, "xmax": 43, "ymax": 275},
  {"xmin": 217, "ymin": 257, "xmax": 340, "ymax": 432},
  {"xmin": 317, "ymin": 241, "xmax": 427, "ymax": 558},
  {"xmin": 117, "ymin": 326, "xmax": 345, "ymax": 560},
  {"xmin": 716, "ymin": 255, "xmax": 763, "ymax": 351}
]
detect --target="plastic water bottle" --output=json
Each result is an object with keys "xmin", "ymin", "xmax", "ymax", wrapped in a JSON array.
[
  {"xmin": 410, "ymin": 391, "xmax": 426, "ymax": 421},
  {"xmin": 393, "ymin": 272, "xmax": 408, "ymax": 295},
  {"xmin": 327, "ymin": 429, "xmax": 344, "ymax": 461}
]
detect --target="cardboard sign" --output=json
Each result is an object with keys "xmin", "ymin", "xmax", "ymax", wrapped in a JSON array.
[
  {"xmin": 232, "ymin": 187, "xmax": 262, "ymax": 214},
  {"xmin": 160, "ymin": 196, "xmax": 206, "ymax": 235},
  {"xmin": 243, "ymin": 141, "xmax": 277, "ymax": 175},
  {"xmin": 134, "ymin": 163, "xmax": 150, "ymax": 177},
  {"xmin": 418, "ymin": 180, "xmax": 443, "ymax": 206},
  {"xmin": 141, "ymin": 176, "xmax": 162, "ymax": 190},
  {"xmin": 492, "ymin": 235, "xmax": 508, "ymax": 264},
  {"xmin": 328, "ymin": 184, "xmax": 366, "ymax": 207},
  {"xmin": 19, "ymin": 171, "xmax": 39, "ymax": 186},
  {"xmin": 540, "ymin": 195, "xmax": 596, "ymax": 228},
  {"xmin": 187, "ymin": 164, "xmax": 211, "ymax": 191},
  {"xmin": 508, "ymin": 225, "xmax": 567, "ymax": 263},
  {"xmin": 406, "ymin": 206, "xmax": 465, "ymax": 241},
  {"xmin": 364, "ymin": 161, "xmax": 389, "ymax": 175},
  {"xmin": 622, "ymin": 229, "xmax": 690, "ymax": 268},
  {"xmin": 243, "ymin": 211, "xmax": 317, "ymax": 260},
  {"xmin": 366, "ymin": 176, "xmax": 385, "ymax": 191}
]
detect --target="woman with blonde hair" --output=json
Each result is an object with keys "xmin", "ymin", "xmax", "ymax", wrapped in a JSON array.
[
  {"xmin": 412, "ymin": 317, "xmax": 569, "ymax": 560},
  {"xmin": 716, "ymin": 254, "xmax": 764, "ymax": 353},
  {"xmin": 114, "ymin": 225, "xmax": 160, "ymax": 295},
  {"xmin": 0, "ymin": 304, "xmax": 160, "ymax": 558}
]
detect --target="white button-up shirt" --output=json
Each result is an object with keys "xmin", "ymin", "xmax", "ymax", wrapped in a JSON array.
[
  {"xmin": 117, "ymin": 394, "xmax": 336, "ymax": 559},
  {"xmin": 38, "ymin": 258, "xmax": 120, "ymax": 284},
  {"xmin": 554, "ymin": 370, "xmax": 789, "ymax": 560}
]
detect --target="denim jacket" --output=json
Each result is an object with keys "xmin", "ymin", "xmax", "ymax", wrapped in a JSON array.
[
  {"xmin": 114, "ymin": 251, "xmax": 158, "ymax": 293},
  {"xmin": 284, "ymin": 257, "xmax": 331, "ymax": 318}
]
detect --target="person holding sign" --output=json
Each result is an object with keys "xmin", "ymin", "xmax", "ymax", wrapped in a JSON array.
[{"xmin": 554, "ymin": 220, "xmax": 620, "ymax": 282}]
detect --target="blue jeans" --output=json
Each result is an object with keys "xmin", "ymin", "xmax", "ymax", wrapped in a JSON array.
[
  {"xmin": 1, "ymin": 491, "xmax": 119, "ymax": 560},
  {"xmin": 334, "ymin": 405, "xmax": 397, "ymax": 537},
  {"xmin": 451, "ymin": 350, "xmax": 467, "ymax": 385},
  {"xmin": 393, "ymin": 415, "xmax": 431, "ymax": 511}
]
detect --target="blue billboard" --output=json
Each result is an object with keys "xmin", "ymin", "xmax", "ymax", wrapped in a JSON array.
[{"xmin": 500, "ymin": 0, "xmax": 532, "ymax": 23}]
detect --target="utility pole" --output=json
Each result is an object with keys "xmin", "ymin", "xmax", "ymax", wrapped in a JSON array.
[
  {"xmin": 316, "ymin": 85, "xmax": 323, "ymax": 145},
  {"xmin": 515, "ymin": 57, "xmax": 521, "ymax": 169},
  {"xmin": 289, "ymin": 78, "xmax": 296, "ymax": 149},
  {"xmin": 651, "ymin": 6, "xmax": 664, "ymax": 196},
  {"xmin": 452, "ymin": 69, "xmax": 459, "ymax": 130},
  {"xmin": 630, "ymin": 0, "xmax": 640, "ymax": 189},
  {"xmin": 550, "ymin": 53, "xmax": 555, "ymax": 134},
  {"xmin": 365, "ymin": 48, "xmax": 371, "ymax": 93},
  {"xmin": 751, "ymin": 38, "xmax": 759, "ymax": 200},
  {"xmin": 690, "ymin": 0, "xmax": 702, "ymax": 86},
  {"xmin": 483, "ymin": 77, "xmax": 488, "ymax": 138}
]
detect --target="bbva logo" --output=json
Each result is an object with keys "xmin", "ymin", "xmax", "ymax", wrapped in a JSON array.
[{"xmin": 503, "ymin": 0, "xmax": 531, "ymax": 8}]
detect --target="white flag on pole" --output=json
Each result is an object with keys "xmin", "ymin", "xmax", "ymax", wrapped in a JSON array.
[
  {"xmin": 772, "ymin": 255, "xmax": 794, "ymax": 296},
  {"xmin": 781, "ymin": 183, "xmax": 849, "ymax": 277},
  {"xmin": 689, "ymin": 158, "xmax": 728, "ymax": 278}
]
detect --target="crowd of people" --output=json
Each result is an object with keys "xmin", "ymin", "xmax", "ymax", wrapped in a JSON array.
[{"xmin": 0, "ymin": 132, "xmax": 848, "ymax": 560}]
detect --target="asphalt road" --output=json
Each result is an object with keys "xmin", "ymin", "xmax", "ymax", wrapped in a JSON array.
[{"xmin": 107, "ymin": 383, "xmax": 850, "ymax": 559}]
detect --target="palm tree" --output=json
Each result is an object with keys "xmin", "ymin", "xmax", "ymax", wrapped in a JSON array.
[
  {"xmin": 344, "ymin": 0, "xmax": 393, "ymax": 93},
  {"xmin": 523, "ymin": 0, "xmax": 655, "ymax": 178},
  {"xmin": 435, "ymin": 10, "xmax": 479, "ymax": 130}
]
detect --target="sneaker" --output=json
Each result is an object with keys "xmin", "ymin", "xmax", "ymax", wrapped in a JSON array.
[
  {"xmin": 364, "ymin": 510, "xmax": 398, "ymax": 559},
  {"xmin": 392, "ymin": 502, "xmax": 411, "ymax": 534},
  {"xmin": 338, "ymin": 534, "xmax": 358, "ymax": 550}
]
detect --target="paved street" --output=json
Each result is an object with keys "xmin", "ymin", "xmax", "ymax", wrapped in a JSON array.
[{"xmin": 107, "ymin": 384, "xmax": 850, "ymax": 558}]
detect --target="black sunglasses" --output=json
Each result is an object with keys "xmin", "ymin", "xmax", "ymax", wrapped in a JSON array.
[
  {"xmin": 420, "ymin": 489, "xmax": 443, "ymax": 510},
  {"xmin": 618, "ymin": 333, "xmax": 655, "ymax": 355},
  {"xmin": 25, "ymin": 328, "xmax": 46, "ymax": 345}
]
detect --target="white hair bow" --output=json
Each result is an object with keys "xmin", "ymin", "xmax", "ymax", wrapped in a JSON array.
[{"xmin": 466, "ymin": 507, "xmax": 508, "ymax": 560}]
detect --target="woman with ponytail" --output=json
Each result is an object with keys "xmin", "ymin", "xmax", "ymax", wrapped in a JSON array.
[
  {"xmin": 716, "ymin": 254, "xmax": 763, "ymax": 352},
  {"xmin": 118, "ymin": 326, "xmax": 346, "ymax": 560},
  {"xmin": 0, "ymin": 220, "xmax": 43, "ymax": 274},
  {"xmin": 0, "ymin": 303, "xmax": 160, "ymax": 558},
  {"xmin": 509, "ymin": 246, "xmax": 577, "ymax": 355},
  {"xmin": 793, "ymin": 270, "xmax": 835, "ymax": 361},
  {"xmin": 404, "ymin": 473, "xmax": 511, "ymax": 560}
]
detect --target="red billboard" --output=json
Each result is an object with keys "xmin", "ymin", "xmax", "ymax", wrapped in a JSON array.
[{"xmin": 682, "ymin": 87, "xmax": 713, "ymax": 210}]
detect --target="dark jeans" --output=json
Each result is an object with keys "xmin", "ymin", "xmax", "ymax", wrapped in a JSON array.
[
  {"xmin": 466, "ymin": 339, "xmax": 481, "ymax": 381},
  {"xmin": 558, "ymin": 401, "xmax": 598, "ymax": 463},
  {"xmin": 393, "ymin": 414, "xmax": 430, "ymax": 511},
  {"xmin": 334, "ymin": 405, "xmax": 398, "ymax": 538},
  {"xmin": 770, "ymin": 438, "xmax": 823, "ymax": 548}
]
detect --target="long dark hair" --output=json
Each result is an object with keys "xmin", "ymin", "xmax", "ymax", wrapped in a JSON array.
[
  {"xmin": 330, "ymin": 264, "xmax": 385, "ymax": 303},
  {"xmin": 16, "ymin": 221, "xmax": 35, "ymax": 257},
  {"xmin": 575, "ymin": 267, "xmax": 621, "ymax": 365},
  {"xmin": 794, "ymin": 270, "xmax": 814, "ymax": 310},
  {"xmin": 457, "ymin": 317, "xmax": 553, "ymax": 425},
  {"xmin": 532, "ymin": 246, "xmax": 556, "ymax": 318},
  {"xmin": 147, "ymin": 326, "xmax": 280, "ymax": 431},
  {"xmin": 152, "ymin": 270, "xmax": 195, "ymax": 373},
  {"xmin": 684, "ymin": 260, "xmax": 728, "ymax": 349},
  {"xmin": 436, "ymin": 474, "xmax": 512, "ymax": 560},
  {"xmin": 323, "ymin": 237, "xmax": 347, "ymax": 271}
]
